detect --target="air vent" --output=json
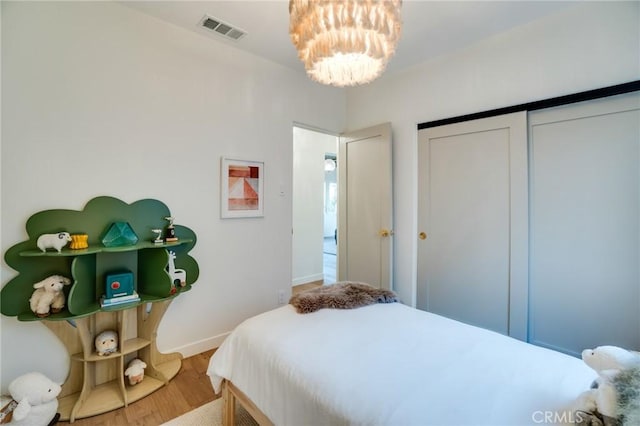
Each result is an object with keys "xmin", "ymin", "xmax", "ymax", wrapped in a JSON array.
[{"xmin": 200, "ymin": 15, "xmax": 246, "ymax": 41}]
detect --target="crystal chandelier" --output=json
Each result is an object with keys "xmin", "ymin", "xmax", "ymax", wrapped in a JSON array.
[{"xmin": 289, "ymin": 0, "xmax": 402, "ymax": 87}]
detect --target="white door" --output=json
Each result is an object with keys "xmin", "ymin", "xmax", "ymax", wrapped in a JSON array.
[
  {"xmin": 417, "ymin": 112, "xmax": 528, "ymax": 338},
  {"xmin": 338, "ymin": 123, "xmax": 393, "ymax": 289},
  {"xmin": 528, "ymin": 92, "xmax": 640, "ymax": 355}
]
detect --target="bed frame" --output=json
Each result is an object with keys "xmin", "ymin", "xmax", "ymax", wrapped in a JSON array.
[{"xmin": 221, "ymin": 379, "xmax": 273, "ymax": 426}]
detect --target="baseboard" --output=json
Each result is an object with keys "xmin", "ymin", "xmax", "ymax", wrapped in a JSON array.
[
  {"xmin": 292, "ymin": 273, "xmax": 324, "ymax": 286},
  {"xmin": 166, "ymin": 331, "xmax": 230, "ymax": 358}
]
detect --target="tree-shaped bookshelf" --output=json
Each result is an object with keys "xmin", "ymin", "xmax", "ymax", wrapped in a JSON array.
[{"xmin": 1, "ymin": 196, "xmax": 200, "ymax": 422}]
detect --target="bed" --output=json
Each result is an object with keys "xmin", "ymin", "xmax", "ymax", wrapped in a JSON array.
[{"xmin": 207, "ymin": 300, "xmax": 596, "ymax": 425}]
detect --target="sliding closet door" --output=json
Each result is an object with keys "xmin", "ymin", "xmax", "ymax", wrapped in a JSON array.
[
  {"xmin": 417, "ymin": 112, "xmax": 528, "ymax": 339},
  {"xmin": 529, "ymin": 92, "xmax": 640, "ymax": 355}
]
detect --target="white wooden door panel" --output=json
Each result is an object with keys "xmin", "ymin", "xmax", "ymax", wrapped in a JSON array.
[
  {"xmin": 529, "ymin": 92, "xmax": 640, "ymax": 355},
  {"xmin": 417, "ymin": 112, "xmax": 528, "ymax": 338},
  {"xmin": 339, "ymin": 123, "xmax": 393, "ymax": 289}
]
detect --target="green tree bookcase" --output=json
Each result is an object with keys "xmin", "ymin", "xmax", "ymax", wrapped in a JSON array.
[{"xmin": 1, "ymin": 196, "xmax": 199, "ymax": 422}]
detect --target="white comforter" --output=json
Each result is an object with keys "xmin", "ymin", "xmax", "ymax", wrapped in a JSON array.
[{"xmin": 208, "ymin": 303, "xmax": 595, "ymax": 426}]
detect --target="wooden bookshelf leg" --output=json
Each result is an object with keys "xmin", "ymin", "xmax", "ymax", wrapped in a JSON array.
[
  {"xmin": 138, "ymin": 301, "xmax": 182, "ymax": 384},
  {"xmin": 222, "ymin": 380, "xmax": 235, "ymax": 426}
]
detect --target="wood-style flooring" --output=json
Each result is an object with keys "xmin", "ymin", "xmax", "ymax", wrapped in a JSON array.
[{"xmin": 59, "ymin": 283, "xmax": 320, "ymax": 425}]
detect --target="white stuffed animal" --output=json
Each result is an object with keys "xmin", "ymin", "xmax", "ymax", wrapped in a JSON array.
[
  {"xmin": 8, "ymin": 372, "xmax": 61, "ymax": 426},
  {"xmin": 36, "ymin": 232, "xmax": 71, "ymax": 253},
  {"xmin": 94, "ymin": 330, "xmax": 118, "ymax": 356},
  {"xmin": 29, "ymin": 275, "xmax": 71, "ymax": 318},
  {"xmin": 124, "ymin": 359, "xmax": 147, "ymax": 386},
  {"xmin": 575, "ymin": 346, "xmax": 640, "ymax": 420}
]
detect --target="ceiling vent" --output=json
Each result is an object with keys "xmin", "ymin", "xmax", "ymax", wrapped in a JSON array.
[{"xmin": 200, "ymin": 15, "xmax": 246, "ymax": 41}]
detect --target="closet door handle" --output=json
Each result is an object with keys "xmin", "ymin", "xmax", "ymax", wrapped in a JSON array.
[
  {"xmin": 419, "ymin": 232, "xmax": 427, "ymax": 240},
  {"xmin": 379, "ymin": 229, "xmax": 393, "ymax": 237}
]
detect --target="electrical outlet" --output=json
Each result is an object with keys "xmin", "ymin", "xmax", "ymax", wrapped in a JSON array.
[{"xmin": 277, "ymin": 289, "xmax": 286, "ymax": 305}]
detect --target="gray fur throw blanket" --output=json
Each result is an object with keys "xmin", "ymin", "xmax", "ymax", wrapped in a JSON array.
[{"xmin": 289, "ymin": 281, "xmax": 398, "ymax": 314}]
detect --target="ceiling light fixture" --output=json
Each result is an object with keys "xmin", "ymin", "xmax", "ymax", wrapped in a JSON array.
[
  {"xmin": 289, "ymin": 0, "xmax": 402, "ymax": 88},
  {"xmin": 324, "ymin": 158, "xmax": 337, "ymax": 171}
]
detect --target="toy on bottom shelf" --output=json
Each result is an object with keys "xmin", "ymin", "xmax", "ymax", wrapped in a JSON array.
[
  {"xmin": 94, "ymin": 330, "xmax": 118, "ymax": 356},
  {"xmin": 36, "ymin": 232, "xmax": 71, "ymax": 253},
  {"xmin": 29, "ymin": 275, "xmax": 72, "ymax": 318},
  {"xmin": 124, "ymin": 359, "xmax": 147, "ymax": 386},
  {"xmin": 7, "ymin": 372, "xmax": 61, "ymax": 426}
]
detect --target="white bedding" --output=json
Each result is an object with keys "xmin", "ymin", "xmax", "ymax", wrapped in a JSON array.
[{"xmin": 207, "ymin": 303, "xmax": 596, "ymax": 425}]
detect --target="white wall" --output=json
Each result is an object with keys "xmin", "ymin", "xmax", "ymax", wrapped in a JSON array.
[
  {"xmin": 346, "ymin": 1, "xmax": 640, "ymax": 306},
  {"xmin": 291, "ymin": 127, "xmax": 337, "ymax": 285},
  {"xmin": 0, "ymin": 1, "xmax": 345, "ymax": 391}
]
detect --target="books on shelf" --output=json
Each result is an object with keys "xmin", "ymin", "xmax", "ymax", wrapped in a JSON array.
[{"xmin": 100, "ymin": 291, "xmax": 140, "ymax": 308}]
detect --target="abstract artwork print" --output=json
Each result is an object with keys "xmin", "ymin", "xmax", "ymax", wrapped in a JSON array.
[
  {"xmin": 228, "ymin": 165, "xmax": 259, "ymax": 211},
  {"xmin": 221, "ymin": 158, "xmax": 264, "ymax": 218}
]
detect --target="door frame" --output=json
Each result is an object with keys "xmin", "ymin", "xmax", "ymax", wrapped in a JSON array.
[{"xmin": 291, "ymin": 123, "xmax": 340, "ymax": 287}]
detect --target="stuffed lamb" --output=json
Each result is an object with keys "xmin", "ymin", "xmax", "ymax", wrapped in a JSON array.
[
  {"xmin": 8, "ymin": 372, "xmax": 60, "ymax": 426},
  {"xmin": 29, "ymin": 275, "xmax": 71, "ymax": 318},
  {"xmin": 124, "ymin": 358, "xmax": 147, "ymax": 386}
]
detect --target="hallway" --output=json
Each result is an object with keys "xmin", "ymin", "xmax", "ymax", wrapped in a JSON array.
[{"xmin": 323, "ymin": 237, "xmax": 336, "ymax": 283}]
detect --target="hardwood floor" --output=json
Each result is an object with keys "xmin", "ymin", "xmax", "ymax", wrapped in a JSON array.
[
  {"xmin": 58, "ymin": 284, "xmax": 325, "ymax": 425},
  {"xmin": 292, "ymin": 281, "xmax": 323, "ymax": 293},
  {"xmin": 58, "ymin": 349, "xmax": 218, "ymax": 426}
]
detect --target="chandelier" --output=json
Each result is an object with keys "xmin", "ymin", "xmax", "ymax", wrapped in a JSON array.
[{"xmin": 289, "ymin": 0, "xmax": 402, "ymax": 87}]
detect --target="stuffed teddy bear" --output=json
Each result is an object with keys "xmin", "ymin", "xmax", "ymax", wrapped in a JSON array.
[
  {"xmin": 7, "ymin": 372, "xmax": 61, "ymax": 426},
  {"xmin": 124, "ymin": 359, "xmax": 147, "ymax": 386},
  {"xmin": 29, "ymin": 275, "xmax": 71, "ymax": 318},
  {"xmin": 94, "ymin": 330, "xmax": 118, "ymax": 356},
  {"xmin": 575, "ymin": 346, "xmax": 640, "ymax": 424}
]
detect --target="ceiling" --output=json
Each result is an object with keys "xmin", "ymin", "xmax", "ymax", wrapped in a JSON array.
[{"xmin": 121, "ymin": 1, "xmax": 575, "ymax": 79}]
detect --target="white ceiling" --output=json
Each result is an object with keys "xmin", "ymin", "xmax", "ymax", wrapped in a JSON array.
[{"xmin": 121, "ymin": 1, "xmax": 575, "ymax": 78}]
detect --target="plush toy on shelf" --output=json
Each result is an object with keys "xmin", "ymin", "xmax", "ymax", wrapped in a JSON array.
[
  {"xmin": 124, "ymin": 359, "xmax": 147, "ymax": 386},
  {"xmin": 29, "ymin": 275, "xmax": 72, "ymax": 318},
  {"xmin": 7, "ymin": 371, "xmax": 61, "ymax": 425},
  {"xmin": 94, "ymin": 330, "xmax": 118, "ymax": 356}
]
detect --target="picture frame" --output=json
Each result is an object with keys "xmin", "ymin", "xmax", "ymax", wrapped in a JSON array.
[{"xmin": 220, "ymin": 157, "xmax": 264, "ymax": 218}]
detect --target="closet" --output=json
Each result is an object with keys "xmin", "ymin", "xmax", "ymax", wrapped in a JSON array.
[
  {"xmin": 416, "ymin": 112, "xmax": 528, "ymax": 340},
  {"xmin": 417, "ymin": 85, "xmax": 639, "ymax": 356}
]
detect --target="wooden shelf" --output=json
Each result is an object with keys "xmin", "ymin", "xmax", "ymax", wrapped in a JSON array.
[
  {"xmin": 19, "ymin": 239, "xmax": 193, "ymax": 257},
  {"xmin": 56, "ymin": 358, "xmax": 182, "ymax": 421},
  {"xmin": 1, "ymin": 197, "xmax": 199, "ymax": 423},
  {"xmin": 71, "ymin": 337, "xmax": 151, "ymax": 362}
]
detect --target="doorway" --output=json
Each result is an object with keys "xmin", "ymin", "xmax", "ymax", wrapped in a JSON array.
[
  {"xmin": 323, "ymin": 153, "xmax": 337, "ymax": 283},
  {"xmin": 292, "ymin": 123, "xmax": 394, "ymax": 290},
  {"xmin": 292, "ymin": 126, "xmax": 338, "ymax": 287}
]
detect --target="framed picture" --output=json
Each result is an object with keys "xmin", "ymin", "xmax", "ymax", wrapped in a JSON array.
[{"xmin": 220, "ymin": 157, "xmax": 264, "ymax": 218}]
